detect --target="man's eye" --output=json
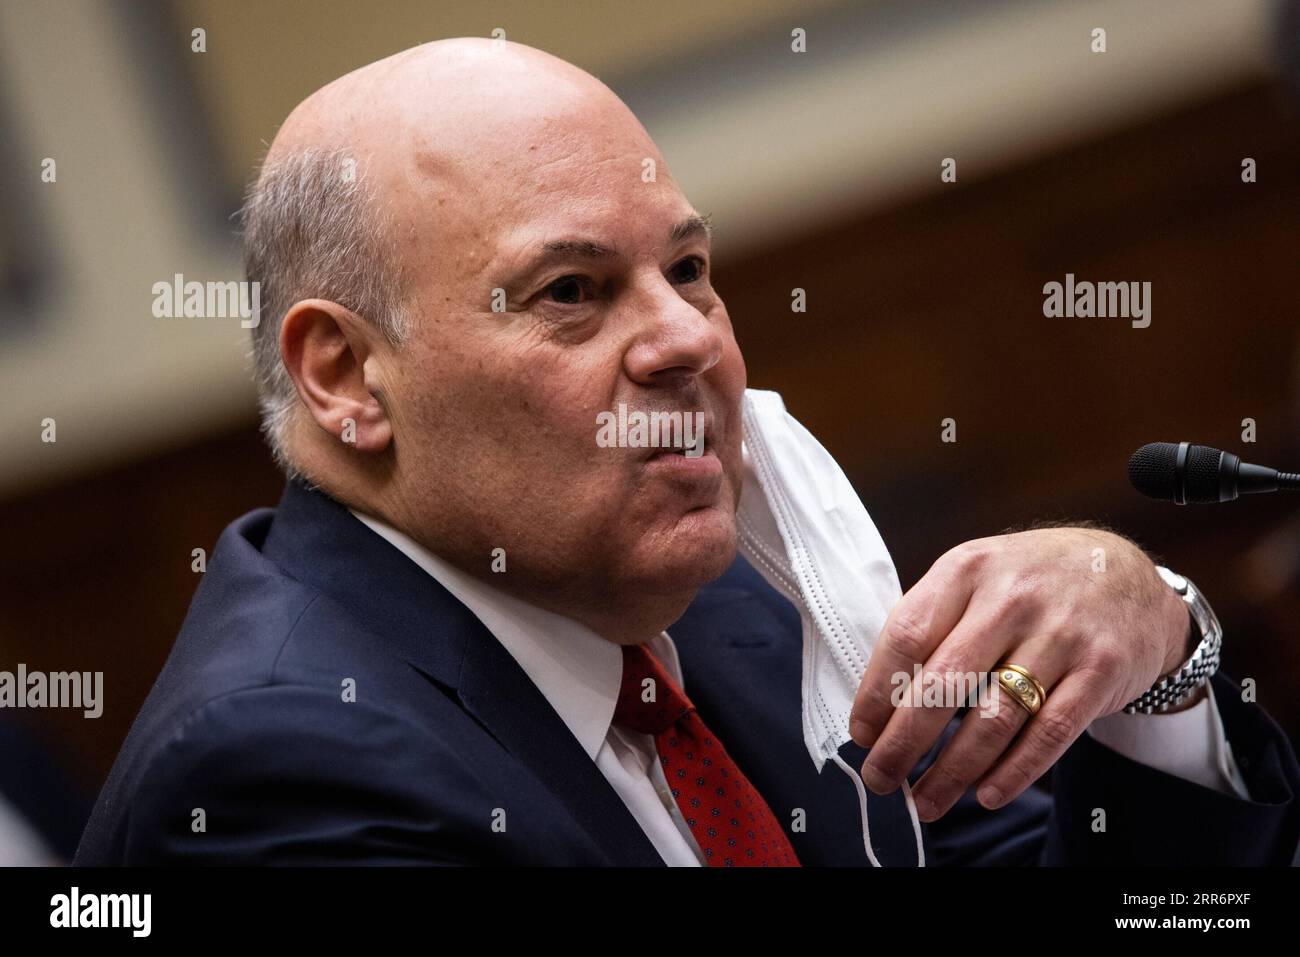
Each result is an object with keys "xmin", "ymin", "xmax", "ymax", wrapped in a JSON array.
[
  {"xmin": 669, "ymin": 256, "xmax": 705, "ymax": 284},
  {"xmin": 544, "ymin": 275, "xmax": 589, "ymax": 304}
]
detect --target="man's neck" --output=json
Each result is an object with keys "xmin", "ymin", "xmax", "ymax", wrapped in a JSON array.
[{"xmin": 346, "ymin": 503, "xmax": 684, "ymax": 646}]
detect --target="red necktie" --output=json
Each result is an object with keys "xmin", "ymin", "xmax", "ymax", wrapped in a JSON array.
[{"xmin": 613, "ymin": 642, "xmax": 801, "ymax": 867}]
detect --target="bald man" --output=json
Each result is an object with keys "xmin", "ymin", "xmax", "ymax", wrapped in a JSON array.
[{"xmin": 76, "ymin": 39, "xmax": 1299, "ymax": 866}]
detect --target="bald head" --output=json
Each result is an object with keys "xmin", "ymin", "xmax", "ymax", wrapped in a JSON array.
[
  {"xmin": 268, "ymin": 38, "xmax": 666, "ymax": 256},
  {"xmin": 269, "ymin": 38, "xmax": 646, "ymax": 167},
  {"xmin": 246, "ymin": 37, "xmax": 746, "ymax": 644}
]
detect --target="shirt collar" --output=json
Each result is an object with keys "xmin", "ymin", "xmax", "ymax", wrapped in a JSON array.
[{"xmin": 348, "ymin": 508, "xmax": 684, "ymax": 760}]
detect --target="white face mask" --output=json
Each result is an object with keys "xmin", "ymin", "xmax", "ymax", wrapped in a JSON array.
[{"xmin": 736, "ymin": 388, "xmax": 924, "ymax": 866}]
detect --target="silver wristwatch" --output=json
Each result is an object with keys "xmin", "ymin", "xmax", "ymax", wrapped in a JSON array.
[{"xmin": 1121, "ymin": 566, "xmax": 1223, "ymax": 714}]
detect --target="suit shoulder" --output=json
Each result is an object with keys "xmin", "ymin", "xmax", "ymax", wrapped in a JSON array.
[{"xmin": 120, "ymin": 683, "xmax": 496, "ymax": 864}]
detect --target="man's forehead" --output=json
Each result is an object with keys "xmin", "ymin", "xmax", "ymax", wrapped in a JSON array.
[{"xmin": 398, "ymin": 116, "xmax": 666, "ymax": 228}]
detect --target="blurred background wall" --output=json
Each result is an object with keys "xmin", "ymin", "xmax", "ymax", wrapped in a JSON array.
[{"xmin": 1, "ymin": 0, "xmax": 1298, "ymax": 862}]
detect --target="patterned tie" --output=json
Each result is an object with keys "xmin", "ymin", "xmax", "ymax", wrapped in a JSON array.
[{"xmin": 613, "ymin": 642, "xmax": 801, "ymax": 867}]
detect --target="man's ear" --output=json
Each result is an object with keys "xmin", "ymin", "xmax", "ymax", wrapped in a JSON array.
[{"xmin": 278, "ymin": 298, "xmax": 394, "ymax": 455}]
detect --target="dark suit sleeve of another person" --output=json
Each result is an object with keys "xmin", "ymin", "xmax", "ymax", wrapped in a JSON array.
[
  {"xmin": 122, "ymin": 684, "xmax": 496, "ymax": 865},
  {"xmin": 917, "ymin": 671, "xmax": 1300, "ymax": 866}
]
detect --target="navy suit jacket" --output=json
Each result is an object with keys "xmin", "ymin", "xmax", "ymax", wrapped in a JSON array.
[{"xmin": 75, "ymin": 479, "xmax": 1300, "ymax": 865}]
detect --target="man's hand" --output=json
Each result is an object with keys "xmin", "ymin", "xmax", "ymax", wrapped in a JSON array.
[{"xmin": 848, "ymin": 525, "xmax": 1192, "ymax": 823}]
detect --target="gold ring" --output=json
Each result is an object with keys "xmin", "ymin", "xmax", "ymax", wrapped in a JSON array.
[{"xmin": 995, "ymin": 663, "xmax": 1047, "ymax": 716}]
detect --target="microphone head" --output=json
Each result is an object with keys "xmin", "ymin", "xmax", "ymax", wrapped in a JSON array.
[
  {"xmin": 1129, "ymin": 442, "xmax": 1230, "ymax": 503},
  {"xmin": 1128, "ymin": 442, "xmax": 1180, "ymax": 501}
]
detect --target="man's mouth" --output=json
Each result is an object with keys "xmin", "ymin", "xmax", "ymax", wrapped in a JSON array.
[
  {"xmin": 643, "ymin": 426, "xmax": 723, "ymax": 488},
  {"xmin": 646, "ymin": 434, "xmax": 709, "ymax": 459},
  {"xmin": 640, "ymin": 416, "xmax": 712, "ymax": 460},
  {"xmin": 648, "ymin": 445, "xmax": 708, "ymax": 460}
]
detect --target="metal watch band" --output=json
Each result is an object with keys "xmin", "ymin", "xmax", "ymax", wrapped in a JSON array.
[{"xmin": 1121, "ymin": 566, "xmax": 1222, "ymax": 714}]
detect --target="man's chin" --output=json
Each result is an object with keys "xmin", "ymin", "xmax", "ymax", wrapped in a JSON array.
[{"xmin": 629, "ymin": 508, "xmax": 738, "ymax": 594}]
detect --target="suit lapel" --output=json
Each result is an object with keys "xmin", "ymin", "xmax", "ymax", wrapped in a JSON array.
[
  {"xmin": 263, "ymin": 479, "xmax": 666, "ymax": 866},
  {"xmin": 456, "ymin": 623, "xmax": 666, "ymax": 865}
]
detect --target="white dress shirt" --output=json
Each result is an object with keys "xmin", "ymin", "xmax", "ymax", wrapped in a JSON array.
[{"xmin": 349, "ymin": 508, "xmax": 1250, "ymax": 866}]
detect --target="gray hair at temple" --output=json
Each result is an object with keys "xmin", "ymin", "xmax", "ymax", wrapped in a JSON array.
[{"xmin": 239, "ymin": 147, "xmax": 411, "ymax": 481}]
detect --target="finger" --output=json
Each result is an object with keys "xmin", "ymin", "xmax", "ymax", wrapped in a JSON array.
[
  {"xmin": 857, "ymin": 606, "xmax": 1015, "ymax": 795},
  {"xmin": 975, "ymin": 672, "xmax": 1107, "ymax": 811},
  {"xmin": 908, "ymin": 637, "xmax": 1071, "ymax": 820},
  {"xmin": 850, "ymin": 547, "xmax": 978, "ymax": 748}
]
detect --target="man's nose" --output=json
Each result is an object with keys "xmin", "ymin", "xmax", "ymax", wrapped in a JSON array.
[{"xmin": 622, "ymin": 280, "xmax": 724, "ymax": 386}]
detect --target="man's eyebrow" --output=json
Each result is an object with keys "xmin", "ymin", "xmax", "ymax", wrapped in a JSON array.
[
  {"xmin": 540, "ymin": 238, "xmax": 614, "ymax": 258},
  {"xmin": 670, "ymin": 213, "xmax": 713, "ymax": 244},
  {"xmin": 528, "ymin": 213, "xmax": 714, "ymax": 266}
]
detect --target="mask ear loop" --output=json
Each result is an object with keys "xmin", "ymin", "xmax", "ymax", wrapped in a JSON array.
[
  {"xmin": 740, "ymin": 392, "xmax": 923, "ymax": 866},
  {"xmin": 830, "ymin": 752, "xmax": 926, "ymax": 867}
]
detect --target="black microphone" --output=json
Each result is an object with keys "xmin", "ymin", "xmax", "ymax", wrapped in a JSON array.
[{"xmin": 1128, "ymin": 442, "xmax": 1300, "ymax": 504}]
